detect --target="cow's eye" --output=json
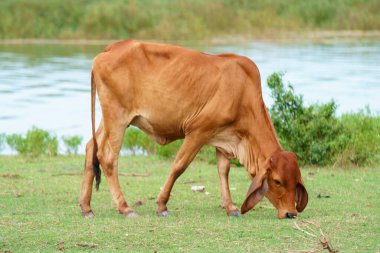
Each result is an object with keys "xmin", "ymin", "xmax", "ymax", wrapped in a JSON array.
[{"xmin": 273, "ymin": 179, "xmax": 282, "ymax": 186}]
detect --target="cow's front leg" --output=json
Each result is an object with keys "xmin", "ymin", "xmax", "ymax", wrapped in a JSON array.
[
  {"xmin": 216, "ymin": 149, "xmax": 241, "ymax": 216},
  {"xmin": 156, "ymin": 134, "xmax": 205, "ymax": 216}
]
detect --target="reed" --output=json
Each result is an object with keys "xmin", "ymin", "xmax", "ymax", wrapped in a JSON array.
[{"xmin": 0, "ymin": 0, "xmax": 379, "ymax": 40}]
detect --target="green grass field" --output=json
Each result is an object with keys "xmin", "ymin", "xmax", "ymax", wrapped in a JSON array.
[{"xmin": 0, "ymin": 155, "xmax": 379, "ymax": 252}]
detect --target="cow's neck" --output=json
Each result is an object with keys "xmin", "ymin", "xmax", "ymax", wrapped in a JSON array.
[{"xmin": 238, "ymin": 101, "xmax": 282, "ymax": 176}]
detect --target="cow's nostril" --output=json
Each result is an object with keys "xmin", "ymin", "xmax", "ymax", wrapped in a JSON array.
[{"xmin": 286, "ymin": 212, "xmax": 297, "ymax": 218}]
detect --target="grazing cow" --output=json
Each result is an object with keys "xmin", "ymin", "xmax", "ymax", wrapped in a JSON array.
[{"xmin": 79, "ymin": 39, "xmax": 308, "ymax": 219}]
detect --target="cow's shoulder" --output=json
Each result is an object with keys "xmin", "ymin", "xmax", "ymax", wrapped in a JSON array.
[
  {"xmin": 102, "ymin": 38, "xmax": 139, "ymax": 53},
  {"xmin": 215, "ymin": 53, "xmax": 261, "ymax": 91},
  {"xmin": 217, "ymin": 53, "xmax": 260, "ymax": 78}
]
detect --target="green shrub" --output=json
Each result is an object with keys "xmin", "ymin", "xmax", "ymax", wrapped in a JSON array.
[
  {"xmin": 62, "ymin": 135, "xmax": 83, "ymax": 155},
  {"xmin": 5, "ymin": 134, "xmax": 23, "ymax": 153},
  {"xmin": 123, "ymin": 127, "xmax": 188, "ymax": 158},
  {"xmin": 337, "ymin": 107, "xmax": 380, "ymax": 166},
  {"xmin": 123, "ymin": 127, "xmax": 157, "ymax": 155},
  {"xmin": 6, "ymin": 127, "xmax": 58, "ymax": 157},
  {"xmin": 156, "ymin": 141, "xmax": 182, "ymax": 159},
  {"xmin": 268, "ymin": 73, "xmax": 343, "ymax": 165}
]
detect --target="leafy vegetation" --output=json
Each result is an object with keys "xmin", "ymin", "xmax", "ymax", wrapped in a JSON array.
[
  {"xmin": 62, "ymin": 135, "xmax": 83, "ymax": 155},
  {"xmin": 5, "ymin": 127, "xmax": 58, "ymax": 157},
  {"xmin": 122, "ymin": 127, "xmax": 156, "ymax": 155},
  {"xmin": 0, "ymin": 156, "xmax": 379, "ymax": 252},
  {"xmin": 0, "ymin": 0, "xmax": 379, "ymax": 40},
  {"xmin": 122, "ymin": 128, "xmax": 218, "ymax": 162},
  {"xmin": 267, "ymin": 73, "xmax": 380, "ymax": 166},
  {"xmin": 338, "ymin": 107, "xmax": 380, "ymax": 166},
  {"xmin": 268, "ymin": 73, "xmax": 343, "ymax": 165}
]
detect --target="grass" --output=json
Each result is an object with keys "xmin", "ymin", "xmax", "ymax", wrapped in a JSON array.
[
  {"xmin": 0, "ymin": 156, "xmax": 379, "ymax": 252},
  {"xmin": 0, "ymin": 0, "xmax": 379, "ymax": 41}
]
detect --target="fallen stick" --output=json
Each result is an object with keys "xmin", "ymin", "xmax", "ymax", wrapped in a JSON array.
[
  {"xmin": 76, "ymin": 243, "xmax": 98, "ymax": 248},
  {"xmin": 293, "ymin": 220, "xmax": 338, "ymax": 253},
  {"xmin": 119, "ymin": 172, "xmax": 151, "ymax": 177}
]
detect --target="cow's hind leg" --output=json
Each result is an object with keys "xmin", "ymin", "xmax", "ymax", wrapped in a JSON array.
[
  {"xmin": 216, "ymin": 149, "xmax": 241, "ymax": 217},
  {"xmin": 97, "ymin": 116, "xmax": 139, "ymax": 218},
  {"xmin": 79, "ymin": 122, "xmax": 104, "ymax": 218},
  {"xmin": 79, "ymin": 140, "xmax": 96, "ymax": 217},
  {"xmin": 156, "ymin": 132, "xmax": 206, "ymax": 216}
]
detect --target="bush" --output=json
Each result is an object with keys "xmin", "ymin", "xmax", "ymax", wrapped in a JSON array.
[
  {"xmin": 268, "ymin": 73, "xmax": 343, "ymax": 165},
  {"xmin": 62, "ymin": 135, "xmax": 83, "ymax": 155},
  {"xmin": 122, "ymin": 127, "xmax": 185, "ymax": 158},
  {"xmin": 337, "ymin": 107, "xmax": 380, "ymax": 166},
  {"xmin": 267, "ymin": 73, "xmax": 380, "ymax": 166},
  {"xmin": 6, "ymin": 127, "xmax": 58, "ymax": 157},
  {"xmin": 122, "ymin": 127, "xmax": 157, "ymax": 155},
  {"xmin": 156, "ymin": 140, "xmax": 182, "ymax": 159}
]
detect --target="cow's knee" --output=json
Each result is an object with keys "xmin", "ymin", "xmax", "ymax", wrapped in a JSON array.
[{"xmin": 97, "ymin": 147, "xmax": 118, "ymax": 177}]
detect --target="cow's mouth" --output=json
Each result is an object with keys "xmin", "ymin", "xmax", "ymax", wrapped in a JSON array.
[{"xmin": 278, "ymin": 209, "xmax": 297, "ymax": 219}]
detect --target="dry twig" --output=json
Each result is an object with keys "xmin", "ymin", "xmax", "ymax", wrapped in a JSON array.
[
  {"xmin": 292, "ymin": 220, "xmax": 338, "ymax": 253},
  {"xmin": 76, "ymin": 242, "xmax": 98, "ymax": 248},
  {"xmin": 119, "ymin": 172, "xmax": 151, "ymax": 177}
]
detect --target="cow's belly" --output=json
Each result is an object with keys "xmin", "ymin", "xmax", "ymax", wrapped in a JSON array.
[{"xmin": 130, "ymin": 114, "xmax": 184, "ymax": 145}]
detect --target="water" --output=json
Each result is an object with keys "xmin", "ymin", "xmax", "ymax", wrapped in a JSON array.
[{"xmin": 1, "ymin": 41, "xmax": 379, "ymax": 154}]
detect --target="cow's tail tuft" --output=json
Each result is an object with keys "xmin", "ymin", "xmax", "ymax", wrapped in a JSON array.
[{"xmin": 91, "ymin": 70, "xmax": 101, "ymax": 190}]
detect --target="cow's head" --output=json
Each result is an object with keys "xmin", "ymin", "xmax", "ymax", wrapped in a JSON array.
[{"xmin": 241, "ymin": 151, "xmax": 308, "ymax": 219}]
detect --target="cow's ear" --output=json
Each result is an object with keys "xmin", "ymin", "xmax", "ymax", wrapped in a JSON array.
[
  {"xmin": 296, "ymin": 181, "xmax": 308, "ymax": 212},
  {"xmin": 241, "ymin": 169, "xmax": 268, "ymax": 214}
]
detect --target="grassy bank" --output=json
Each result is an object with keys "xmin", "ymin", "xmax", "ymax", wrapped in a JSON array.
[
  {"xmin": 0, "ymin": 155, "xmax": 379, "ymax": 252},
  {"xmin": 1, "ymin": 0, "xmax": 379, "ymax": 40}
]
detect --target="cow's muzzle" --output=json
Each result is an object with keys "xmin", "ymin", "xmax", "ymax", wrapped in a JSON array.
[{"xmin": 286, "ymin": 212, "xmax": 297, "ymax": 218}]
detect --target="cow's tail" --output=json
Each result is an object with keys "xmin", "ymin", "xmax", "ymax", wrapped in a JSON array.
[{"xmin": 91, "ymin": 70, "xmax": 101, "ymax": 190}]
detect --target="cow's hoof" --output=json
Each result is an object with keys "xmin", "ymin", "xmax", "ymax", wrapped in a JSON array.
[
  {"xmin": 124, "ymin": 211, "xmax": 139, "ymax": 218},
  {"xmin": 157, "ymin": 210, "xmax": 170, "ymax": 217},
  {"xmin": 82, "ymin": 211, "xmax": 95, "ymax": 218},
  {"xmin": 228, "ymin": 211, "xmax": 242, "ymax": 217}
]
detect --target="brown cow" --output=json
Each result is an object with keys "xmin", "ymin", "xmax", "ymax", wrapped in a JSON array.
[{"xmin": 79, "ymin": 39, "xmax": 308, "ymax": 219}]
